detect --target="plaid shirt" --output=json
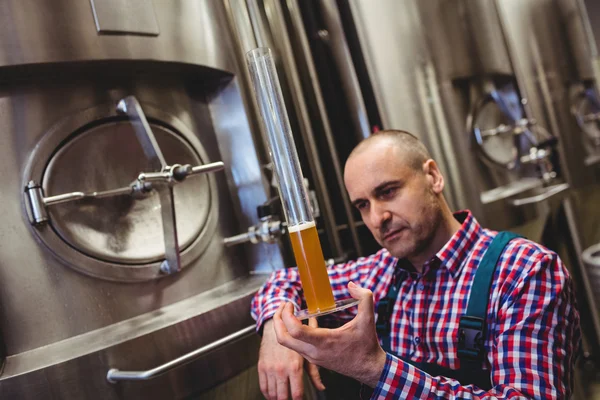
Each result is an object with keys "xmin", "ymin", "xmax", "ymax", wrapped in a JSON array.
[{"xmin": 251, "ymin": 211, "xmax": 581, "ymax": 399}]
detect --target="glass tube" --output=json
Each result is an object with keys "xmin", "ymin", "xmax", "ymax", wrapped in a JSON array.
[{"xmin": 246, "ymin": 47, "xmax": 335, "ymax": 313}]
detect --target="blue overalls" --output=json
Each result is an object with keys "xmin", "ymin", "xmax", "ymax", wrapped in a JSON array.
[{"xmin": 371, "ymin": 232, "xmax": 520, "ymax": 394}]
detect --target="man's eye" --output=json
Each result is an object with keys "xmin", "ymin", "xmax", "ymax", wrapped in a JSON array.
[
  {"xmin": 355, "ymin": 202, "xmax": 367, "ymax": 210},
  {"xmin": 380, "ymin": 187, "xmax": 397, "ymax": 198}
]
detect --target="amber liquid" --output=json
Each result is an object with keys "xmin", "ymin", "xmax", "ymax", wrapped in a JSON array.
[{"xmin": 289, "ymin": 222, "xmax": 335, "ymax": 313}]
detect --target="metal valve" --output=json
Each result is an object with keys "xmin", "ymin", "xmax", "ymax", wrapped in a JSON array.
[{"xmin": 223, "ymin": 204, "xmax": 287, "ymax": 247}]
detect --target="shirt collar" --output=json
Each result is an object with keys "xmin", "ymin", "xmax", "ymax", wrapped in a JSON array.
[{"xmin": 435, "ymin": 210, "xmax": 483, "ymax": 279}]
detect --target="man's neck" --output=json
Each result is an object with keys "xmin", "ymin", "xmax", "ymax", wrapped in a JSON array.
[{"xmin": 408, "ymin": 209, "xmax": 462, "ymax": 274}]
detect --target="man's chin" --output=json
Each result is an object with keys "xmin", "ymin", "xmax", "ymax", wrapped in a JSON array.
[{"xmin": 383, "ymin": 242, "xmax": 412, "ymax": 259}]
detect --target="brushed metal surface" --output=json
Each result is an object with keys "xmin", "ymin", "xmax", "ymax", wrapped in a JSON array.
[
  {"xmin": 557, "ymin": 0, "xmax": 596, "ymax": 81},
  {"xmin": 0, "ymin": 0, "xmax": 237, "ymax": 73},
  {"xmin": 1, "ymin": 274, "xmax": 265, "ymax": 379},
  {"xmin": 419, "ymin": 0, "xmax": 513, "ymax": 79},
  {"xmin": 318, "ymin": 0, "xmax": 371, "ymax": 141},
  {"xmin": 417, "ymin": 0, "xmax": 473, "ymax": 80},
  {"xmin": 463, "ymin": 0, "xmax": 513, "ymax": 76},
  {"xmin": 583, "ymin": 0, "xmax": 600, "ymax": 54},
  {"xmin": 209, "ymin": 78, "xmax": 286, "ymax": 274},
  {"xmin": 0, "ymin": 275, "xmax": 266, "ymax": 399},
  {"xmin": 90, "ymin": 0, "xmax": 160, "ymax": 36}
]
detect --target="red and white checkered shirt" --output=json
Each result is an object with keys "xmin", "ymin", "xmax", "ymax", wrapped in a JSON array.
[{"xmin": 251, "ymin": 211, "xmax": 581, "ymax": 399}]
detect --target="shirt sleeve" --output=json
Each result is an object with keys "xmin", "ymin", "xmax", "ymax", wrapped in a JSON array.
[
  {"xmin": 250, "ymin": 250, "xmax": 391, "ymax": 332},
  {"xmin": 371, "ymin": 252, "xmax": 581, "ymax": 399}
]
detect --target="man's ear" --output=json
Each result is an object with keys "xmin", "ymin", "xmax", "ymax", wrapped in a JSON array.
[{"xmin": 422, "ymin": 159, "xmax": 444, "ymax": 194}]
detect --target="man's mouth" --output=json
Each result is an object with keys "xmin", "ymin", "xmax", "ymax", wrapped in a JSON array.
[{"xmin": 383, "ymin": 228, "xmax": 405, "ymax": 241}]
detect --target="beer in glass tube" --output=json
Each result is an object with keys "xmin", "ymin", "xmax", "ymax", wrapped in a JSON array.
[{"xmin": 288, "ymin": 221, "xmax": 335, "ymax": 312}]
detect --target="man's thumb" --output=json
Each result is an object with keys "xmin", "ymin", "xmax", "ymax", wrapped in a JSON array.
[{"xmin": 348, "ymin": 281, "xmax": 374, "ymax": 314}]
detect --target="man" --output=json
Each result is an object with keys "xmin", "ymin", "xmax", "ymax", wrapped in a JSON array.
[{"xmin": 251, "ymin": 130, "xmax": 580, "ymax": 399}]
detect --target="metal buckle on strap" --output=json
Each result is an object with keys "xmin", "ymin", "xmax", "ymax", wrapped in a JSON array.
[{"xmin": 457, "ymin": 316, "xmax": 485, "ymax": 361}]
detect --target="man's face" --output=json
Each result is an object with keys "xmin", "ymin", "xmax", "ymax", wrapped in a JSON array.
[{"xmin": 344, "ymin": 140, "xmax": 443, "ymax": 260}]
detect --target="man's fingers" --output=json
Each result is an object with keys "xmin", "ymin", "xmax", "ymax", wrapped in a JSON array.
[
  {"xmin": 289, "ymin": 366, "xmax": 305, "ymax": 400},
  {"xmin": 280, "ymin": 303, "xmax": 327, "ymax": 345},
  {"xmin": 274, "ymin": 303, "xmax": 316, "ymax": 351},
  {"xmin": 267, "ymin": 374, "xmax": 278, "ymax": 400},
  {"xmin": 276, "ymin": 374, "xmax": 289, "ymax": 400},
  {"xmin": 306, "ymin": 362, "xmax": 326, "ymax": 391},
  {"xmin": 258, "ymin": 366, "xmax": 269, "ymax": 398}
]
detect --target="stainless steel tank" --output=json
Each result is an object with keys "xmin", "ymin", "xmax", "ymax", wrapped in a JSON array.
[
  {"xmin": 345, "ymin": 0, "xmax": 468, "ymax": 213},
  {"xmin": 555, "ymin": 0, "xmax": 600, "ymax": 377},
  {"xmin": 497, "ymin": 0, "xmax": 600, "ymax": 380},
  {"xmin": 347, "ymin": 0, "xmax": 565, "ymax": 234},
  {"xmin": 0, "ymin": 0, "xmax": 284, "ymax": 398}
]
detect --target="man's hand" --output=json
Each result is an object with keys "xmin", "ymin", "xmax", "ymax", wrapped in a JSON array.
[
  {"xmin": 258, "ymin": 317, "xmax": 325, "ymax": 400},
  {"xmin": 273, "ymin": 282, "xmax": 387, "ymax": 388}
]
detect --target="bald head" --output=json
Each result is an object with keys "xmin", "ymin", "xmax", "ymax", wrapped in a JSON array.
[{"xmin": 346, "ymin": 130, "xmax": 431, "ymax": 172}]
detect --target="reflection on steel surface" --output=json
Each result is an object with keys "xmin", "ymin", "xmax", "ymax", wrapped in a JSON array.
[{"xmin": 508, "ymin": 183, "xmax": 570, "ymax": 207}]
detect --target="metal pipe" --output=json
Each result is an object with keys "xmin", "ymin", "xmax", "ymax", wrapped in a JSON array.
[
  {"xmin": 246, "ymin": 0, "xmax": 270, "ymax": 49},
  {"xmin": 577, "ymin": 0, "xmax": 599, "ymax": 63},
  {"xmin": 223, "ymin": 0, "xmax": 273, "ymax": 174},
  {"xmin": 285, "ymin": 0, "xmax": 363, "ymax": 256},
  {"xmin": 494, "ymin": 0, "xmax": 535, "ymax": 120},
  {"xmin": 318, "ymin": 0, "xmax": 371, "ymax": 141},
  {"xmin": 191, "ymin": 162, "xmax": 225, "ymax": 175},
  {"xmin": 158, "ymin": 186, "xmax": 180, "ymax": 275},
  {"xmin": 223, "ymin": 232, "xmax": 253, "ymax": 246},
  {"xmin": 107, "ymin": 325, "xmax": 256, "ymax": 383}
]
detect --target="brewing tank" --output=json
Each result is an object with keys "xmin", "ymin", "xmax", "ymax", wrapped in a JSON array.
[{"xmin": 0, "ymin": 1, "xmax": 282, "ymax": 398}]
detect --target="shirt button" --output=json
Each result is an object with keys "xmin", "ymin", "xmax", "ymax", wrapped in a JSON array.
[{"xmin": 414, "ymin": 337, "xmax": 421, "ymax": 345}]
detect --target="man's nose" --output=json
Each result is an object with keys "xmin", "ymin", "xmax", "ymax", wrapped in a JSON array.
[{"xmin": 370, "ymin": 202, "xmax": 392, "ymax": 229}]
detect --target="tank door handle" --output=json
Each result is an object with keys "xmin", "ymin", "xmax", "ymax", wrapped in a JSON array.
[
  {"xmin": 106, "ymin": 325, "xmax": 256, "ymax": 383},
  {"xmin": 508, "ymin": 183, "xmax": 570, "ymax": 207}
]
